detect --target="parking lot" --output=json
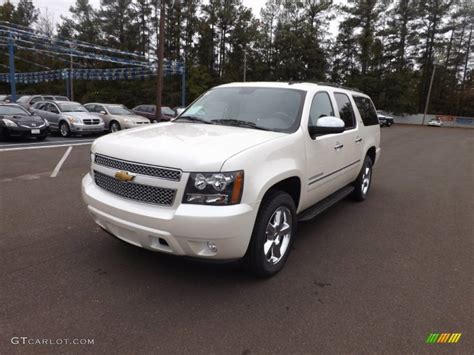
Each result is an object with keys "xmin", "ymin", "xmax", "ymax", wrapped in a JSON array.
[{"xmin": 1, "ymin": 125, "xmax": 472, "ymax": 353}]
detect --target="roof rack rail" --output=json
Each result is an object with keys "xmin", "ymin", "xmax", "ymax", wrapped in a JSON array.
[{"xmin": 289, "ymin": 80, "xmax": 363, "ymax": 93}]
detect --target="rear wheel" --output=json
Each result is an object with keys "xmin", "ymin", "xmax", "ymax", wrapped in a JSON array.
[
  {"xmin": 245, "ymin": 191, "xmax": 296, "ymax": 277},
  {"xmin": 352, "ymin": 156, "xmax": 373, "ymax": 201},
  {"xmin": 59, "ymin": 122, "xmax": 71, "ymax": 137}
]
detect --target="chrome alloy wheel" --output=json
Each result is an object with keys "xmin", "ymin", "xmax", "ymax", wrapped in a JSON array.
[
  {"xmin": 264, "ymin": 206, "xmax": 292, "ymax": 265},
  {"xmin": 60, "ymin": 123, "xmax": 69, "ymax": 137},
  {"xmin": 361, "ymin": 166, "xmax": 371, "ymax": 195}
]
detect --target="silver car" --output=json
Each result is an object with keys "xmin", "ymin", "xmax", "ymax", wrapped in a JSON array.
[
  {"xmin": 84, "ymin": 103, "xmax": 150, "ymax": 132},
  {"xmin": 31, "ymin": 100, "xmax": 104, "ymax": 137}
]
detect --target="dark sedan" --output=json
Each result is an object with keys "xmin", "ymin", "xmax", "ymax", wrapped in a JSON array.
[
  {"xmin": 0, "ymin": 104, "xmax": 49, "ymax": 140},
  {"xmin": 132, "ymin": 105, "xmax": 176, "ymax": 122}
]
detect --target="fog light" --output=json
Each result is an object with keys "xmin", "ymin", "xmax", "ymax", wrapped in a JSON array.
[{"xmin": 207, "ymin": 242, "xmax": 218, "ymax": 253}]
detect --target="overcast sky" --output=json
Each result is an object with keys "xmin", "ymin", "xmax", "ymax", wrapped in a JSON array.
[{"xmin": 11, "ymin": 0, "xmax": 267, "ymax": 24}]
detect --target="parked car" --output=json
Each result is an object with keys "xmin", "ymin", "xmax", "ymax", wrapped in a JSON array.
[
  {"xmin": 132, "ymin": 105, "xmax": 176, "ymax": 122},
  {"xmin": 173, "ymin": 106, "xmax": 186, "ymax": 116},
  {"xmin": 0, "ymin": 95, "xmax": 8, "ymax": 102},
  {"xmin": 17, "ymin": 95, "xmax": 69, "ymax": 109},
  {"xmin": 31, "ymin": 100, "xmax": 104, "ymax": 137},
  {"xmin": 82, "ymin": 82, "xmax": 381, "ymax": 277},
  {"xmin": 427, "ymin": 118, "xmax": 443, "ymax": 127},
  {"xmin": 84, "ymin": 103, "xmax": 150, "ymax": 132},
  {"xmin": 0, "ymin": 103, "xmax": 49, "ymax": 140},
  {"xmin": 377, "ymin": 111, "xmax": 394, "ymax": 127}
]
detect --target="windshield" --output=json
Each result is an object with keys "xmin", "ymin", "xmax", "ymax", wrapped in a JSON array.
[
  {"xmin": 0, "ymin": 105, "xmax": 30, "ymax": 115},
  {"xmin": 59, "ymin": 103, "xmax": 88, "ymax": 112},
  {"xmin": 106, "ymin": 105, "xmax": 133, "ymax": 115},
  {"xmin": 179, "ymin": 87, "xmax": 306, "ymax": 133},
  {"xmin": 17, "ymin": 96, "xmax": 31, "ymax": 103}
]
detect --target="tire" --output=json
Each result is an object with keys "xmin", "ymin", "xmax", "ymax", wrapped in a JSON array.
[
  {"xmin": 387, "ymin": 121, "xmax": 392, "ymax": 127},
  {"xmin": 110, "ymin": 121, "xmax": 121, "ymax": 132},
  {"xmin": 244, "ymin": 191, "xmax": 297, "ymax": 278},
  {"xmin": 59, "ymin": 121, "xmax": 71, "ymax": 137},
  {"xmin": 352, "ymin": 156, "xmax": 373, "ymax": 201}
]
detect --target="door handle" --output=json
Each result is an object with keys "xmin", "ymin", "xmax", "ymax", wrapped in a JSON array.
[
  {"xmin": 334, "ymin": 143, "xmax": 344, "ymax": 150},
  {"xmin": 355, "ymin": 137, "xmax": 363, "ymax": 144}
]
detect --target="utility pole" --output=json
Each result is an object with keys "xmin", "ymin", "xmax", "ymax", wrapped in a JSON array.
[
  {"xmin": 155, "ymin": 0, "xmax": 166, "ymax": 123},
  {"xmin": 243, "ymin": 48, "xmax": 247, "ymax": 82},
  {"xmin": 422, "ymin": 64, "xmax": 436, "ymax": 126},
  {"xmin": 8, "ymin": 32, "xmax": 16, "ymax": 102},
  {"xmin": 70, "ymin": 45, "xmax": 74, "ymax": 101}
]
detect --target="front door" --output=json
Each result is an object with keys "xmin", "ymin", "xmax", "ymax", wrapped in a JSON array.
[{"xmin": 304, "ymin": 91, "xmax": 347, "ymax": 206}]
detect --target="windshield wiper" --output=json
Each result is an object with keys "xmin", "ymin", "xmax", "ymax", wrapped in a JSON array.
[
  {"xmin": 175, "ymin": 115, "xmax": 214, "ymax": 124},
  {"xmin": 211, "ymin": 119, "xmax": 271, "ymax": 131}
]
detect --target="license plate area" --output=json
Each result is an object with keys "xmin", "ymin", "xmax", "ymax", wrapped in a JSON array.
[{"xmin": 31, "ymin": 129, "xmax": 40, "ymax": 134}]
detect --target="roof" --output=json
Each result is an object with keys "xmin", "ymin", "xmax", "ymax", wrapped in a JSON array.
[{"xmin": 216, "ymin": 81, "xmax": 367, "ymax": 95}]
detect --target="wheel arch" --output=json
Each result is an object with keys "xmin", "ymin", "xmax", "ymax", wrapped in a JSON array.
[{"xmin": 260, "ymin": 176, "xmax": 302, "ymax": 211}]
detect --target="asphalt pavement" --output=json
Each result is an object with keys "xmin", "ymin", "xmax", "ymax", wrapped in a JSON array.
[{"xmin": 0, "ymin": 125, "xmax": 472, "ymax": 354}]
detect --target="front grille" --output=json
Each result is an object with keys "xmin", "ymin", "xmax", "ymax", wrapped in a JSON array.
[
  {"xmin": 95, "ymin": 154, "xmax": 182, "ymax": 181},
  {"xmin": 94, "ymin": 171, "xmax": 176, "ymax": 206},
  {"xmin": 83, "ymin": 118, "xmax": 100, "ymax": 125}
]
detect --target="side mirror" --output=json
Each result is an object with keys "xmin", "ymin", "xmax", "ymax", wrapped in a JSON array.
[
  {"xmin": 308, "ymin": 116, "xmax": 345, "ymax": 138},
  {"xmin": 100, "ymin": 111, "xmax": 107, "ymax": 115}
]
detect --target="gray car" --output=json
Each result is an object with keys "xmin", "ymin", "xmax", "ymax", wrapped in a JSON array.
[
  {"xmin": 31, "ymin": 100, "xmax": 104, "ymax": 137},
  {"xmin": 84, "ymin": 103, "xmax": 150, "ymax": 132}
]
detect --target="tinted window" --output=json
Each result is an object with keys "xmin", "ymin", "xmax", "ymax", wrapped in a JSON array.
[
  {"xmin": 334, "ymin": 93, "xmax": 356, "ymax": 129},
  {"xmin": 162, "ymin": 107, "xmax": 175, "ymax": 115},
  {"xmin": 309, "ymin": 92, "xmax": 334, "ymax": 126},
  {"xmin": 30, "ymin": 97, "xmax": 43, "ymax": 104},
  {"xmin": 352, "ymin": 96, "xmax": 379, "ymax": 126}
]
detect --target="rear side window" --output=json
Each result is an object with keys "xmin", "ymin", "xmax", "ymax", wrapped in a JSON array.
[
  {"xmin": 334, "ymin": 93, "xmax": 356, "ymax": 129},
  {"xmin": 309, "ymin": 92, "xmax": 334, "ymax": 126},
  {"xmin": 353, "ymin": 96, "xmax": 379, "ymax": 126}
]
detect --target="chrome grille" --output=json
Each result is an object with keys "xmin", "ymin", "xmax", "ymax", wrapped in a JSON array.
[
  {"xmin": 83, "ymin": 118, "xmax": 100, "ymax": 125},
  {"xmin": 94, "ymin": 154, "xmax": 182, "ymax": 181},
  {"xmin": 94, "ymin": 171, "xmax": 176, "ymax": 206}
]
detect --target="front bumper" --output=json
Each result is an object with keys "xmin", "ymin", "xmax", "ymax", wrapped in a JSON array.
[
  {"xmin": 2, "ymin": 125, "xmax": 49, "ymax": 137},
  {"xmin": 71, "ymin": 123, "xmax": 104, "ymax": 134},
  {"xmin": 122, "ymin": 121, "xmax": 150, "ymax": 129},
  {"xmin": 82, "ymin": 173, "xmax": 258, "ymax": 260}
]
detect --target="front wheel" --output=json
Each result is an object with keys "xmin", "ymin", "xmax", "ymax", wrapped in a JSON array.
[
  {"xmin": 352, "ymin": 156, "xmax": 373, "ymax": 201},
  {"xmin": 110, "ymin": 121, "xmax": 121, "ymax": 132},
  {"xmin": 245, "ymin": 191, "xmax": 296, "ymax": 277},
  {"xmin": 59, "ymin": 122, "xmax": 71, "ymax": 137}
]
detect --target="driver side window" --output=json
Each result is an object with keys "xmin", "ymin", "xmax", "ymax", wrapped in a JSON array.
[{"xmin": 309, "ymin": 92, "xmax": 334, "ymax": 126}]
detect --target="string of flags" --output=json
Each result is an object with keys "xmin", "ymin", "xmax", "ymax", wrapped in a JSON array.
[{"xmin": 0, "ymin": 65, "xmax": 184, "ymax": 84}]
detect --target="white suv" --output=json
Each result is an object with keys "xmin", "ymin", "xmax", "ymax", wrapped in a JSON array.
[{"xmin": 82, "ymin": 82, "xmax": 381, "ymax": 277}]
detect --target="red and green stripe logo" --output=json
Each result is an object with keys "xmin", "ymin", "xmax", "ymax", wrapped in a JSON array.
[{"xmin": 426, "ymin": 333, "xmax": 462, "ymax": 344}]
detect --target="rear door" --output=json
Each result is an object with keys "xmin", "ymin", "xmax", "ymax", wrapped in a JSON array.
[
  {"xmin": 305, "ymin": 91, "xmax": 348, "ymax": 204},
  {"xmin": 47, "ymin": 103, "xmax": 61, "ymax": 130}
]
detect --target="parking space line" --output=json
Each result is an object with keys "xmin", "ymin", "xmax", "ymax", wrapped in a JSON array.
[
  {"xmin": 0, "ymin": 141, "xmax": 93, "ymax": 152},
  {"xmin": 50, "ymin": 147, "xmax": 73, "ymax": 178}
]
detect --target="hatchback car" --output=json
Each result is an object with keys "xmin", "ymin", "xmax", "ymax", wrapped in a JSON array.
[
  {"xmin": 0, "ymin": 103, "xmax": 49, "ymax": 140},
  {"xmin": 84, "ymin": 103, "xmax": 150, "ymax": 132},
  {"xmin": 32, "ymin": 101, "xmax": 104, "ymax": 137}
]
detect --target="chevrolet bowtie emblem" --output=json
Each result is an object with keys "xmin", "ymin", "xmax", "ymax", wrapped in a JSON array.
[{"xmin": 114, "ymin": 170, "xmax": 136, "ymax": 182}]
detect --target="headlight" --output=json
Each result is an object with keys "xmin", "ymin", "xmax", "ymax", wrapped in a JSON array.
[
  {"xmin": 183, "ymin": 171, "xmax": 244, "ymax": 205},
  {"xmin": 2, "ymin": 119, "xmax": 17, "ymax": 127},
  {"xmin": 90, "ymin": 152, "xmax": 95, "ymax": 176},
  {"xmin": 65, "ymin": 115, "xmax": 80, "ymax": 124}
]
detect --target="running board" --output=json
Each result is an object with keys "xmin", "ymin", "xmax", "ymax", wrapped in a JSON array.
[{"xmin": 297, "ymin": 185, "xmax": 355, "ymax": 222}]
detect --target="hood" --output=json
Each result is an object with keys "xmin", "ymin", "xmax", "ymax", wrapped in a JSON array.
[
  {"xmin": 2, "ymin": 114, "xmax": 45, "ymax": 126},
  {"xmin": 63, "ymin": 112, "xmax": 100, "ymax": 120},
  {"xmin": 92, "ymin": 122, "xmax": 285, "ymax": 171}
]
